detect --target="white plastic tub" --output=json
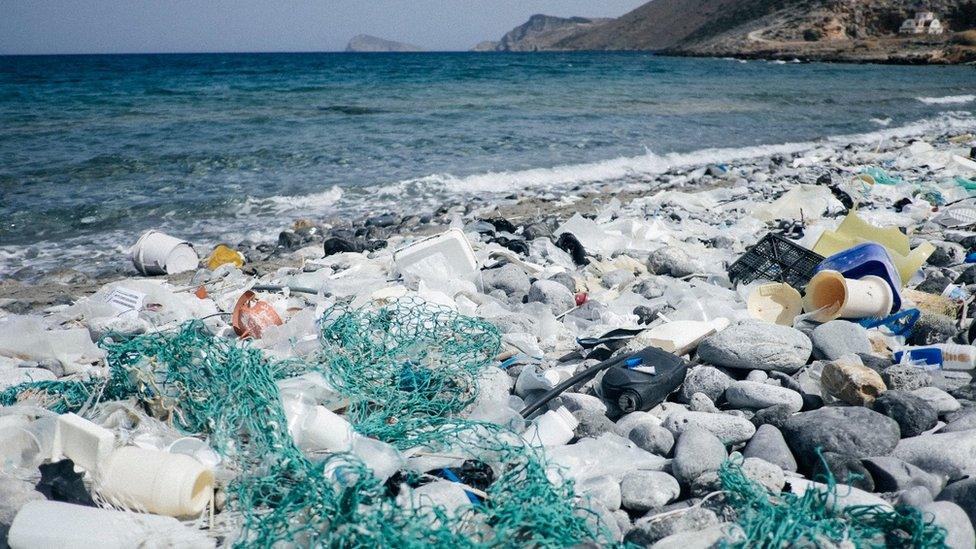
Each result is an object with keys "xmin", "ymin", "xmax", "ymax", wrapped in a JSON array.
[{"xmin": 130, "ymin": 230, "xmax": 199, "ymax": 275}]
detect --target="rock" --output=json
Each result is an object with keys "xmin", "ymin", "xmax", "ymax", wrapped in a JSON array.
[
  {"xmin": 577, "ymin": 474, "xmax": 622, "ymax": 512},
  {"xmin": 906, "ymin": 314, "xmax": 959, "ymax": 347},
  {"xmin": 872, "ymin": 390, "xmax": 938, "ymax": 438},
  {"xmin": 882, "ymin": 363, "xmax": 932, "ymax": 392},
  {"xmin": 522, "ymin": 222, "xmax": 552, "ymax": 240},
  {"xmin": 768, "ymin": 371, "xmax": 803, "ymax": 393},
  {"xmin": 688, "ymin": 392, "xmax": 719, "ymax": 413},
  {"xmin": 743, "ymin": 424, "xmax": 797, "ymax": 472},
  {"xmin": 663, "ymin": 411, "xmax": 756, "ymax": 445},
  {"xmin": 679, "ymin": 366, "xmax": 732, "ymax": 402},
  {"xmin": 697, "ymin": 321, "xmax": 811, "ymax": 373},
  {"xmin": 620, "ymin": 471, "xmax": 680, "ymax": 512},
  {"xmin": 781, "ymin": 407, "xmax": 900, "ymax": 470},
  {"xmin": 921, "ymin": 502, "xmax": 975, "ymax": 549},
  {"xmin": 625, "ymin": 507, "xmax": 719, "ymax": 546},
  {"xmin": 629, "ymin": 423, "xmax": 675, "ymax": 456},
  {"xmin": 671, "ymin": 427, "xmax": 728, "ymax": 486},
  {"xmin": 810, "ymin": 321, "xmax": 872, "ymax": 360},
  {"xmin": 916, "ymin": 271, "xmax": 952, "ymax": 294},
  {"xmin": 928, "ymin": 241, "xmax": 965, "ymax": 267},
  {"xmin": 750, "ymin": 404, "xmax": 793, "ymax": 430},
  {"xmin": 893, "ymin": 430, "xmax": 976, "ymax": 480},
  {"xmin": 602, "ymin": 269, "xmax": 636, "ymax": 288},
  {"xmin": 481, "ymin": 264, "xmax": 531, "ymax": 298},
  {"xmin": 813, "ymin": 451, "xmax": 874, "ymax": 491},
  {"xmin": 741, "ymin": 457, "xmax": 785, "ymax": 493},
  {"xmin": 573, "ymin": 409, "xmax": 616, "ymax": 439},
  {"xmin": 560, "ymin": 392, "xmax": 608, "ymax": 416},
  {"xmin": 0, "ymin": 477, "xmax": 45, "ymax": 528},
  {"xmin": 862, "ymin": 457, "xmax": 944, "ymax": 497},
  {"xmin": 323, "ymin": 236, "xmax": 364, "ymax": 256},
  {"xmin": 647, "ymin": 247, "xmax": 700, "ymax": 278},
  {"xmin": 912, "ymin": 386, "xmax": 962, "ymax": 415},
  {"xmin": 725, "ymin": 380, "xmax": 803, "ymax": 412},
  {"xmin": 527, "ymin": 279, "xmax": 576, "ymax": 315},
  {"xmin": 650, "ymin": 523, "xmax": 743, "ymax": 549},
  {"xmin": 937, "ymin": 477, "xmax": 976, "ymax": 527},
  {"xmin": 819, "ymin": 355, "xmax": 886, "ymax": 406},
  {"xmin": 898, "ymin": 485, "xmax": 935, "ymax": 508},
  {"xmin": 554, "ymin": 232, "xmax": 588, "ymax": 265},
  {"xmin": 942, "ymin": 411, "xmax": 976, "ymax": 433},
  {"xmin": 548, "ymin": 272, "xmax": 577, "ymax": 293},
  {"xmin": 615, "ymin": 411, "xmax": 662, "ymax": 437},
  {"xmin": 745, "ymin": 370, "xmax": 768, "ymax": 382}
]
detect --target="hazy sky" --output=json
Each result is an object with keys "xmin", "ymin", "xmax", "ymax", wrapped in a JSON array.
[{"xmin": 0, "ymin": 1, "xmax": 648, "ymax": 55}]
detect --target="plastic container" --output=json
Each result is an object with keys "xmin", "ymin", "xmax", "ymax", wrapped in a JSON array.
[
  {"xmin": 53, "ymin": 413, "xmax": 116, "ymax": 472},
  {"xmin": 393, "ymin": 228, "xmax": 478, "ymax": 282},
  {"xmin": 600, "ymin": 346, "xmax": 688, "ymax": 413},
  {"xmin": 747, "ymin": 282, "xmax": 803, "ymax": 325},
  {"xmin": 97, "ymin": 446, "xmax": 214, "ymax": 517},
  {"xmin": 815, "ymin": 242, "xmax": 902, "ymax": 310},
  {"xmin": 895, "ymin": 344, "xmax": 976, "ymax": 370},
  {"xmin": 231, "ymin": 290, "xmax": 283, "ymax": 339},
  {"xmin": 522, "ymin": 407, "xmax": 578, "ymax": 447},
  {"xmin": 645, "ymin": 318, "xmax": 729, "ymax": 353},
  {"xmin": 130, "ymin": 230, "xmax": 199, "ymax": 276},
  {"xmin": 727, "ymin": 233, "xmax": 824, "ymax": 288},
  {"xmin": 167, "ymin": 437, "xmax": 222, "ymax": 468},
  {"xmin": 7, "ymin": 500, "xmax": 214, "ymax": 549},
  {"xmin": 283, "ymin": 398, "xmax": 356, "ymax": 453},
  {"xmin": 804, "ymin": 270, "xmax": 893, "ymax": 322}
]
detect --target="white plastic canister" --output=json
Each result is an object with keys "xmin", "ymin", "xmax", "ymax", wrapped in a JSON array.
[
  {"xmin": 130, "ymin": 230, "xmax": 199, "ymax": 275},
  {"xmin": 283, "ymin": 397, "xmax": 356, "ymax": 453},
  {"xmin": 522, "ymin": 406, "xmax": 578, "ymax": 447},
  {"xmin": 96, "ymin": 446, "xmax": 214, "ymax": 517}
]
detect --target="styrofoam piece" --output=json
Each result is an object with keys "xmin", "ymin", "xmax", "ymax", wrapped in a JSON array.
[
  {"xmin": 7, "ymin": 500, "xmax": 214, "ymax": 549},
  {"xmin": 644, "ymin": 318, "xmax": 730, "ymax": 353},
  {"xmin": 522, "ymin": 406, "xmax": 578, "ymax": 447},
  {"xmin": 53, "ymin": 413, "xmax": 116, "ymax": 472},
  {"xmin": 747, "ymin": 283, "xmax": 803, "ymax": 325},
  {"xmin": 803, "ymin": 270, "xmax": 893, "ymax": 322},
  {"xmin": 130, "ymin": 230, "xmax": 199, "ymax": 275},
  {"xmin": 393, "ymin": 228, "xmax": 478, "ymax": 282},
  {"xmin": 97, "ymin": 446, "xmax": 214, "ymax": 517}
]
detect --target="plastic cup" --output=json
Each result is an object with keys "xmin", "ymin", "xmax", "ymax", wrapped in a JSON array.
[{"xmin": 804, "ymin": 270, "xmax": 893, "ymax": 322}]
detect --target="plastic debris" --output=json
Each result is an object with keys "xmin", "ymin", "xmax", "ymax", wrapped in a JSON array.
[
  {"xmin": 130, "ymin": 229, "xmax": 199, "ymax": 275},
  {"xmin": 205, "ymin": 244, "xmax": 246, "ymax": 270}
]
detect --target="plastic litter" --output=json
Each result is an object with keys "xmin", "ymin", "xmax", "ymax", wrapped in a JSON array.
[
  {"xmin": 393, "ymin": 228, "xmax": 478, "ymax": 283},
  {"xmin": 231, "ymin": 290, "xmax": 283, "ymax": 339},
  {"xmin": 599, "ymin": 347, "xmax": 687, "ymax": 413},
  {"xmin": 728, "ymin": 233, "xmax": 824, "ymax": 288},
  {"xmin": 895, "ymin": 343, "xmax": 976, "ymax": 370},
  {"xmin": 96, "ymin": 446, "xmax": 215, "ymax": 517},
  {"xmin": 815, "ymin": 242, "xmax": 902, "ymax": 308},
  {"xmin": 130, "ymin": 229, "xmax": 199, "ymax": 276},
  {"xmin": 205, "ymin": 244, "xmax": 245, "ymax": 270},
  {"xmin": 750, "ymin": 184, "xmax": 842, "ymax": 222},
  {"xmin": 642, "ymin": 318, "xmax": 729, "ymax": 353},
  {"xmin": 7, "ymin": 500, "xmax": 215, "ymax": 549},
  {"xmin": 804, "ymin": 270, "xmax": 893, "ymax": 322},
  {"xmin": 521, "ymin": 406, "xmax": 578, "ymax": 447},
  {"xmin": 52, "ymin": 413, "xmax": 116, "ymax": 473},
  {"xmin": 746, "ymin": 283, "xmax": 803, "ymax": 325}
]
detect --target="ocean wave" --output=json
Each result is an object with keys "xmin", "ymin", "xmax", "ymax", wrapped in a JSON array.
[{"xmin": 917, "ymin": 95, "xmax": 976, "ymax": 105}]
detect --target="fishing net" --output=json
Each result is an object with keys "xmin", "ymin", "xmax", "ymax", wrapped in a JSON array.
[
  {"xmin": 717, "ymin": 451, "xmax": 947, "ymax": 548},
  {"xmin": 1, "ymin": 299, "xmax": 614, "ymax": 548}
]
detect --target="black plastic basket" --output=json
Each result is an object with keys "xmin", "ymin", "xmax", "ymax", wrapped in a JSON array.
[{"xmin": 727, "ymin": 233, "xmax": 824, "ymax": 288}]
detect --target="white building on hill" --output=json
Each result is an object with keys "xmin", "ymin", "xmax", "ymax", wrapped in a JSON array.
[{"xmin": 899, "ymin": 12, "xmax": 945, "ymax": 35}]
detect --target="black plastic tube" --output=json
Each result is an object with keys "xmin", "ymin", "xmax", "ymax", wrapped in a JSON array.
[{"xmin": 518, "ymin": 352, "xmax": 631, "ymax": 418}]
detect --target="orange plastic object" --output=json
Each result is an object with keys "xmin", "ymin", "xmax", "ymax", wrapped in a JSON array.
[
  {"xmin": 194, "ymin": 286, "xmax": 209, "ymax": 299},
  {"xmin": 231, "ymin": 291, "xmax": 282, "ymax": 339}
]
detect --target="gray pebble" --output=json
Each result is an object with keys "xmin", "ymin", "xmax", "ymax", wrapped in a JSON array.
[
  {"xmin": 862, "ymin": 456, "xmax": 944, "ymax": 497},
  {"xmin": 527, "ymin": 279, "xmax": 576, "ymax": 315},
  {"xmin": 688, "ymin": 392, "xmax": 719, "ymax": 413},
  {"xmin": 725, "ymin": 380, "xmax": 803, "ymax": 412},
  {"xmin": 480, "ymin": 264, "xmax": 530, "ymax": 298},
  {"xmin": 810, "ymin": 320, "xmax": 872, "ymax": 360},
  {"xmin": 911, "ymin": 386, "xmax": 961, "ymax": 415},
  {"xmin": 679, "ymin": 366, "xmax": 732, "ymax": 402},
  {"xmin": 671, "ymin": 427, "xmax": 727, "ymax": 486},
  {"xmin": 629, "ymin": 423, "xmax": 675, "ymax": 456},
  {"xmin": 743, "ymin": 424, "xmax": 797, "ymax": 472},
  {"xmin": 921, "ymin": 501, "xmax": 975, "ymax": 549},
  {"xmin": 697, "ymin": 320, "xmax": 812, "ymax": 373},
  {"xmin": 620, "ymin": 470, "xmax": 680, "ymax": 512},
  {"xmin": 782, "ymin": 407, "xmax": 900, "ymax": 470},
  {"xmin": 663, "ymin": 411, "xmax": 756, "ymax": 445}
]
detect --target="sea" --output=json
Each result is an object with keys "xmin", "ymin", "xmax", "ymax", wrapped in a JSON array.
[{"xmin": 1, "ymin": 52, "xmax": 975, "ymax": 277}]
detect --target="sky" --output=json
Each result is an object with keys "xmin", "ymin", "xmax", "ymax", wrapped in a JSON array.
[{"xmin": 0, "ymin": 1, "xmax": 649, "ymax": 55}]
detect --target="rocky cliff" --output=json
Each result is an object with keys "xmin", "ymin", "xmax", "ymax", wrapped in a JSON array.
[
  {"xmin": 345, "ymin": 35, "xmax": 424, "ymax": 53},
  {"xmin": 477, "ymin": 1, "xmax": 976, "ymax": 63},
  {"xmin": 472, "ymin": 14, "xmax": 611, "ymax": 52}
]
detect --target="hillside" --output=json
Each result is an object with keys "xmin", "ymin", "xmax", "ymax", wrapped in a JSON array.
[
  {"xmin": 345, "ymin": 35, "xmax": 424, "ymax": 53},
  {"xmin": 476, "ymin": 1, "xmax": 976, "ymax": 63},
  {"xmin": 472, "ymin": 14, "xmax": 611, "ymax": 52}
]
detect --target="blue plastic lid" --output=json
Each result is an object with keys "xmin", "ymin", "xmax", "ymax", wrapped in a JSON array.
[{"xmin": 893, "ymin": 347, "xmax": 943, "ymax": 367}]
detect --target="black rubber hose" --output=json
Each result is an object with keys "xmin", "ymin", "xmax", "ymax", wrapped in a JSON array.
[
  {"xmin": 518, "ymin": 352, "xmax": 631, "ymax": 418},
  {"xmin": 250, "ymin": 284, "xmax": 321, "ymax": 295}
]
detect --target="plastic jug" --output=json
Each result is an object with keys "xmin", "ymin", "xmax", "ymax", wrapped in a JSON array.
[
  {"xmin": 600, "ymin": 347, "xmax": 688, "ymax": 413},
  {"xmin": 815, "ymin": 242, "xmax": 901, "ymax": 312},
  {"xmin": 96, "ymin": 446, "xmax": 214, "ymax": 517}
]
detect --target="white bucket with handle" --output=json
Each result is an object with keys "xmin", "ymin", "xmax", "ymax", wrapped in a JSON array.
[{"xmin": 130, "ymin": 230, "xmax": 199, "ymax": 275}]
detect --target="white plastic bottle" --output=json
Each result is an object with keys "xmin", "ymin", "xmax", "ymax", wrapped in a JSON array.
[
  {"xmin": 96, "ymin": 446, "xmax": 214, "ymax": 517},
  {"xmin": 522, "ymin": 406, "xmax": 578, "ymax": 447},
  {"xmin": 897, "ymin": 343, "xmax": 976, "ymax": 370},
  {"xmin": 283, "ymin": 397, "xmax": 355, "ymax": 453}
]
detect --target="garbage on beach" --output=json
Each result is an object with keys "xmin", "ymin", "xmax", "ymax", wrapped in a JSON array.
[
  {"xmin": 804, "ymin": 270, "xmax": 894, "ymax": 322},
  {"xmin": 130, "ymin": 230, "xmax": 199, "ymax": 276},
  {"xmin": 393, "ymin": 228, "xmax": 478, "ymax": 283},
  {"xmin": 728, "ymin": 233, "xmax": 824, "ymax": 287},
  {"xmin": 231, "ymin": 290, "xmax": 283, "ymax": 339},
  {"xmin": 750, "ymin": 184, "xmax": 843, "ymax": 222},
  {"xmin": 205, "ymin": 244, "xmax": 246, "ymax": 270},
  {"xmin": 747, "ymin": 282, "xmax": 802, "ymax": 325}
]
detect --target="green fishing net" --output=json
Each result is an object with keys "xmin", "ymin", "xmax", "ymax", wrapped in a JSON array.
[
  {"xmin": 717, "ymin": 451, "xmax": 947, "ymax": 548},
  {"xmin": 1, "ymin": 299, "xmax": 614, "ymax": 548}
]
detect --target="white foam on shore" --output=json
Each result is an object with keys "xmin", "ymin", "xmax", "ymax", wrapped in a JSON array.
[{"xmin": 917, "ymin": 95, "xmax": 976, "ymax": 105}]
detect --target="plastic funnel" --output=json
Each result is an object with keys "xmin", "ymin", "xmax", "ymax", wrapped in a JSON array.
[{"xmin": 804, "ymin": 270, "xmax": 893, "ymax": 322}]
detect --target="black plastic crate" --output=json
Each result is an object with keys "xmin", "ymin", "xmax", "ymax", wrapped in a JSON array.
[{"xmin": 727, "ymin": 233, "xmax": 824, "ymax": 288}]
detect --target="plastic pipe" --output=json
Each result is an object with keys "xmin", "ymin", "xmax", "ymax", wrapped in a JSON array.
[
  {"xmin": 96, "ymin": 446, "xmax": 214, "ymax": 517},
  {"xmin": 521, "ymin": 406, "xmax": 578, "ymax": 447},
  {"xmin": 804, "ymin": 270, "xmax": 893, "ymax": 322},
  {"xmin": 7, "ymin": 500, "xmax": 214, "ymax": 549}
]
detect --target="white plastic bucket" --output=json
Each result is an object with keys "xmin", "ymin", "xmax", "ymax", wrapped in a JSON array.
[
  {"xmin": 97, "ymin": 446, "xmax": 214, "ymax": 517},
  {"xmin": 804, "ymin": 270, "xmax": 893, "ymax": 322},
  {"xmin": 130, "ymin": 230, "xmax": 199, "ymax": 275}
]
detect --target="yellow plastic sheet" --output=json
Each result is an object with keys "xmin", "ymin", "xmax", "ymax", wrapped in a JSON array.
[{"xmin": 205, "ymin": 244, "xmax": 245, "ymax": 270}]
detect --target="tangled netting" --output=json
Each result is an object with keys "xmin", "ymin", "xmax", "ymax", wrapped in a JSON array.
[
  {"xmin": 1, "ymin": 299, "xmax": 614, "ymax": 548},
  {"xmin": 717, "ymin": 451, "xmax": 947, "ymax": 549}
]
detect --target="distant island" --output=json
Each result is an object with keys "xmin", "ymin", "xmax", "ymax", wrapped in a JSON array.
[
  {"xmin": 472, "ymin": 0, "xmax": 976, "ymax": 64},
  {"xmin": 345, "ymin": 34, "xmax": 424, "ymax": 53}
]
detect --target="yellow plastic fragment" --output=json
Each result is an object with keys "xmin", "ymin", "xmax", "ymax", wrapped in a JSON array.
[{"xmin": 206, "ymin": 244, "xmax": 245, "ymax": 270}]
